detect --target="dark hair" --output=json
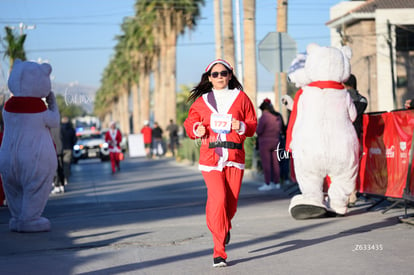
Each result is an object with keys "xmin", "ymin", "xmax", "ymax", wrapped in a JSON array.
[
  {"xmin": 344, "ymin": 74, "xmax": 357, "ymax": 90},
  {"xmin": 259, "ymin": 100, "xmax": 272, "ymax": 111},
  {"xmin": 187, "ymin": 64, "xmax": 243, "ymax": 103}
]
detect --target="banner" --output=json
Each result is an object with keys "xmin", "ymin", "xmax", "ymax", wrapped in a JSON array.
[
  {"xmin": 128, "ymin": 134, "xmax": 146, "ymax": 157},
  {"xmin": 359, "ymin": 110, "xmax": 414, "ymax": 199}
]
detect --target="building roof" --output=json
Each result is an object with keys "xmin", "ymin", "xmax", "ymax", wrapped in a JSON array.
[
  {"xmin": 355, "ymin": 0, "xmax": 414, "ymax": 12},
  {"xmin": 326, "ymin": 0, "xmax": 414, "ymax": 27}
]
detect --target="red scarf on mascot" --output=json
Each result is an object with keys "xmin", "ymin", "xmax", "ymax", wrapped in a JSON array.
[{"xmin": 4, "ymin": 97, "xmax": 47, "ymax": 113}]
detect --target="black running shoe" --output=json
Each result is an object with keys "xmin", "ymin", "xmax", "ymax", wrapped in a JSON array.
[
  {"xmin": 213, "ymin": 257, "xmax": 227, "ymax": 267},
  {"xmin": 225, "ymin": 231, "xmax": 231, "ymax": 245}
]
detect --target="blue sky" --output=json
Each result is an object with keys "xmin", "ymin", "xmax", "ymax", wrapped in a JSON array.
[{"xmin": 0, "ymin": 0, "xmax": 343, "ymax": 92}]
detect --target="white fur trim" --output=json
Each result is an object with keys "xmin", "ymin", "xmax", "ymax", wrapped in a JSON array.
[
  {"xmin": 198, "ymin": 161, "xmax": 245, "ymax": 172},
  {"xmin": 237, "ymin": 121, "xmax": 246, "ymax": 135},
  {"xmin": 205, "ymin": 59, "xmax": 233, "ymax": 72},
  {"xmin": 193, "ymin": 122, "xmax": 202, "ymax": 137}
]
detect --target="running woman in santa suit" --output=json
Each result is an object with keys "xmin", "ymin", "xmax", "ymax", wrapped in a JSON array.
[
  {"xmin": 184, "ymin": 59, "xmax": 257, "ymax": 267},
  {"xmin": 105, "ymin": 121, "xmax": 122, "ymax": 173}
]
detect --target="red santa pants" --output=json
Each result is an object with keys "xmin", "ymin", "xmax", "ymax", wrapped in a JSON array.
[
  {"xmin": 202, "ymin": 167, "xmax": 244, "ymax": 259},
  {"xmin": 109, "ymin": 152, "xmax": 120, "ymax": 173}
]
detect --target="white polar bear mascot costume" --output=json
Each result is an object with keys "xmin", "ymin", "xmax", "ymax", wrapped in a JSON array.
[
  {"xmin": 286, "ymin": 44, "xmax": 359, "ymax": 219},
  {"xmin": 0, "ymin": 59, "xmax": 60, "ymax": 232}
]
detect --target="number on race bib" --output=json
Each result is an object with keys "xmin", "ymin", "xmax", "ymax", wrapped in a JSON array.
[{"xmin": 210, "ymin": 113, "xmax": 232, "ymax": 134}]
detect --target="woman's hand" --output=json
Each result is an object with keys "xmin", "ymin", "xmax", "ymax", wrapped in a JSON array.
[
  {"xmin": 231, "ymin": 118, "xmax": 240, "ymax": 131},
  {"xmin": 197, "ymin": 124, "xmax": 206, "ymax": 137}
]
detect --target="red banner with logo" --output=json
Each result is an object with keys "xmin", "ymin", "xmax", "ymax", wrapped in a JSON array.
[{"xmin": 359, "ymin": 110, "xmax": 414, "ymax": 199}]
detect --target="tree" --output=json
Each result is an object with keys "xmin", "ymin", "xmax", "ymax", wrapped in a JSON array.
[
  {"xmin": 243, "ymin": 0, "xmax": 257, "ymax": 105},
  {"xmin": 56, "ymin": 94, "xmax": 86, "ymax": 119},
  {"xmin": 124, "ymin": 11, "xmax": 156, "ymax": 133},
  {"xmin": 95, "ymin": 0, "xmax": 205, "ymax": 133},
  {"xmin": 176, "ymin": 84, "xmax": 192, "ymax": 125},
  {"xmin": 222, "ymin": 0, "xmax": 236, "ymax": 67},
  {"xmin": 136, "ymin": 0, "xmax": 204, "ymax": 129},
  {"xmin": 214, "ymin": 0, "xmax": 223, "ymax": 58},
  {"xmin": 2, "ymin": 26, "xmax": 27, "ymax": 69}
]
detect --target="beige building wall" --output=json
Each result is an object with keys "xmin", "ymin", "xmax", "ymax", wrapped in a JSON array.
[
  {"xmin": 345, "ymin": 20, "xmax": 378, "ymax": 113},
  {"xmin": 375, "ymin": 9, "xmax": 414, "ymax": 111},
  {"xmin": 329, "ymin": 6, "xmax": 414, "ymax": 112}
]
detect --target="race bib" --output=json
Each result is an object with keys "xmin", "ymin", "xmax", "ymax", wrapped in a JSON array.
[{"xmin": 210, "ymin": 113, "xmax": 232, "ymax": 134}]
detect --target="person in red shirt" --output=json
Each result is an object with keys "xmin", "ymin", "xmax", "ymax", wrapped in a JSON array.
[
  {"xmin": 105, "ymin": 121, "xmax": 122, "ymax": 173},
  {"xmin": 140, "ymin": 120, "xmax": 152, "ymax": 158},
  {"xmin": 184, "ymin": 59, "xmax": 257, "ymax": 267}
]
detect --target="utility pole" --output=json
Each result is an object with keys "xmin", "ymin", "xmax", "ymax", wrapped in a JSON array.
[
  {"xmin": 275, "ymin": 0, "xmax": 288, "ymax": 118},
  {"xmin": 387, "ymin": 20, "xmax": 397, "ymax": 110},
  {"xmin": 8, "ymin": 22, "xmax": 36, "ymax": 35},
  {"xmin": 235, "ymin": 0, "xmax": 243, "ymax": 81}
]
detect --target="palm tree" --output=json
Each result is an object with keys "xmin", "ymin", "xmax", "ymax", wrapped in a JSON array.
[
  {"xmin": 112, "ymin": 35, "xmax": 132, "ymax": 135},
  {"xmin": 213, "ymin": 0, "xmax": 223, "ymax": 58},
  {"xmin": 136, "ymin": 0, "xmax": 204, "ymax": 130},
  {"xmin": 94, "ymin": 44, "xmax": 130, "ymax": 133},
  {"xmin": 95, "ymin": 0, "xmax": 204, "ymax": 133},
  {"xmin": 94, "ymin": 65, "xmax": 118, "ymax": 123},
  {"xmin": 243, "ymin": 0, "xmax": 257, "ymax": 105},
  {"xmin": 2, "ymin": 26, "xmax": 27, "ymax": 69},
  {"xmin": 222, "ymin": 0, "xmax": 235, "ymax": 67},
  {"xmin": 126, "ymin": 8, "xmax": 157, "ymax": 133}
]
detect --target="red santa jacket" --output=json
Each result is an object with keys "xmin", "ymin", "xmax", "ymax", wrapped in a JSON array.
[
  {"xmin": 184, "ymin": 89, "xmax": 257, "ymax": 168},
  {"xmin": 105, "ymin": 129, "xmax": 122, "ymax": 153}
]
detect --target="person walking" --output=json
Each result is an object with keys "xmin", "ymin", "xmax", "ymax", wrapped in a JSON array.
[
  {"xmin": 60, "ymin": 116, "xmax": 77, "ymax": 184},
  {"xmin": 105, "ymin": 121, "xmax": 122, "ymax": 173},
  {"xmin": 256, "ymin": 98, "xmax": 284, "ymax": 191},
  {"xmin": 184, "ymin": 59, "xmax": 257, "ymax": 268},
  {"xmin": 166, "ymin": 119, "xmax": 179, "ymax": 157},
  {"xmin": 151, "ymin": 122, "xmax": 164, "ymax": 157},
  {"xmin": 140, "ymin": 120, "xmax": 152, "ymax": 159},
  {"xmin": 50, "ymin": 124, "xmax": 65, "ymax": 194}
]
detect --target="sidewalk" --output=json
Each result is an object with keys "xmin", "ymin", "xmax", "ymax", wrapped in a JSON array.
[{"xmin": 1, "ymin": 157, "xmax": 414, "ymax": 275}]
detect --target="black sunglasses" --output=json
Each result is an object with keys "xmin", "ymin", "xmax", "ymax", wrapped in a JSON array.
[{"xmin": 210, "ymin": 70, "xmax": 229, "ymax": 78}]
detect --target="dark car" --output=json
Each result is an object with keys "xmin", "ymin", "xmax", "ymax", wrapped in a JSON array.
[{"xmin": 72, "ymin": 131, "xmax": 110, "ymax": 163}]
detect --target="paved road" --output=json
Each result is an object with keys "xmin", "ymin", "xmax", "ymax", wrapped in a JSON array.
[{"xmin": 1, "ymin": 156, "xmax": 413, "ymax": 275}]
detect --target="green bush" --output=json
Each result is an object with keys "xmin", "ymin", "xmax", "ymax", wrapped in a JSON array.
[
  {"xmin": 177, "ymin": 138, "xmax": 200, "ymax": 165},
  {"xmin": 244, "ymin": 136, "xmax": 256, "ymax": 169},
  {"xmin": 177, "ymin": 136, "xmax": 257, "ymax": 169}
]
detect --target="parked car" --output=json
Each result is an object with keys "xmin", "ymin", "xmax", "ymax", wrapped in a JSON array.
[{"xmin": 72, "ymin": 131, "xmax": 110, "ymax": 163}]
